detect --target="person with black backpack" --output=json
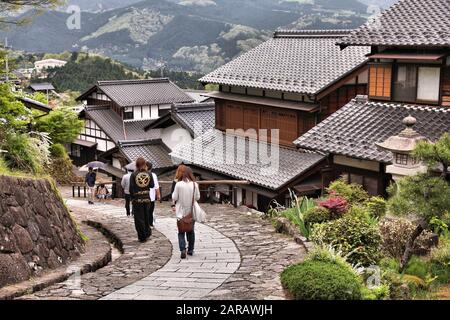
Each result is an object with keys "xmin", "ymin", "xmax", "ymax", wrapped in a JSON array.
[{"xmin": 129, "ymin": 157, "xmax": 154, "ymax": 243}]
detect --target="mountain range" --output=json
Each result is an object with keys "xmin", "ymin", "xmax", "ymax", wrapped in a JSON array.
[{"xmin": 1, "ymin": 0, "xmax": 393, "ymax": 73}]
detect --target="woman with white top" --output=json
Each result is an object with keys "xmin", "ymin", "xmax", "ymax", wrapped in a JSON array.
[{"xmin": 172, "ymin": 167, "xmax": 200, "ymax": 259}]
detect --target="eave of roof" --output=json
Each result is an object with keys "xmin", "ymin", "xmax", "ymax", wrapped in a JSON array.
[{"xmin": 205, "ymin": 91, "xmax": 319, "ymax": 112}]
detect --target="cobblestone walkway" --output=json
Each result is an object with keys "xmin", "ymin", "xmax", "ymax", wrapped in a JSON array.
[
  {"xmin": 20, "ymin": 199, "xmax": 306, "ymax": 300},
  {"xmin": 103, "ymin": 218, "xmax": 240, "ymax": 300}
]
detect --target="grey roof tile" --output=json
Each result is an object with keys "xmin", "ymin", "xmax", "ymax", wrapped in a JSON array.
[
  {"xmin": 338, "ymin": 0, "xmax": 450, "ymax": 47},
  {"xmin": 294, "ymin": 97, "xmax": 450, "ymax": 163},
  {"xmin": 29, "ymin": 82, "xmax": 55, "ymax": 91},
  {"xmin": 200, "ymin": 30, "xmax": 370, "ymax": 95},
  {"xmin": 119, "ymin": 140, "xmax": 174, "ymax": 170},
  {"xmin": 172, "ymin": 102, "xmax": 215, "ymax": 136},
  {"xmin": 171, "ymin": 129, "xmax": 326, "ymax": 190},
  {"xmin": 83, "ymin": 79, "xmax": 194, "ymax": 107}
]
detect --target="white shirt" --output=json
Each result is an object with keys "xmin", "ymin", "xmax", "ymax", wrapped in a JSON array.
[
  {"xmin": 121, "ymin": 173, "xmax": 132, "ymax": 195},
  {"xmin": 149, "ymin": 173, "xmax": 160, "ymax": 202},
  {"xmin": 172, "ymin": 180, "xmax": 200, "ymax": 219}
]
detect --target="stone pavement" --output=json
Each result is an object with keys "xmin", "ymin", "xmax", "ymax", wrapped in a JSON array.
[
  {"xmin": 20, "ymin": 200, "xmax": 172, "ymax": 300},
  {"xmin": 102, "ymin": 218, "xmax": 240, "ymax": 300},
  {"xmin": 20, "ymin": 199, "xmax": 306, "ymax": 300}
]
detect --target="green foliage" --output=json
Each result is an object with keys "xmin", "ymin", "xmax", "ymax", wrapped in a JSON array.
[
  {"xmin": 430, "ymin": 236, "xmax": 450, "ymax": 284},
  {"xmin": 281, "ymin": 259, "xmax": 363, "ymax": 300},
  {"xmin": 361, "ymin": 284, "xmax": 390, "ymax": 300},
  {"xmin": 34, "ymin": 108, "xmax": 83, "ymax": 145},
  {"xmin": 365, "ymin": 196, "xmax": 387, "ymax": 219},
  {"xmin": 404, "ymin": 256, "xmax": 430, "ymax": 280},
  {"xmin": 45, "ymin": 55, "xmax": 141, "ymax": 92},
  {"xmin": 0, "ymin": 83, "xmax": 30, "ymax": 131},
  {"xmin": 31, "ymin": 92, "xmax": 48, "ymax": 104},
  {"xmin": 311, "ymin": 214, "xmax": 382, "ymax": 266},
  {"xmin": 326, "ymin": 179, "xmax": 369, "ymax": 204},
  {"xmin": 387, "ymin": 174, "xmax": 450, "ymax": 223},
  {"xmin": 304, "ymin": 206, "xmax": 332, "ymax": 226},
  {"xmin": 412, "ymin": 133, "xmax": 450, "ymax": 175},
  {"xmin": 429, "ymin": 217, "xmax": 449, "ymax": 237},
  {"xmin": 3, "ymin": 133, "xmax": 42, "ymax": 174},
  {"xmin": 48, "ymin": 144, "xmax": 75, "ymax": 185}
]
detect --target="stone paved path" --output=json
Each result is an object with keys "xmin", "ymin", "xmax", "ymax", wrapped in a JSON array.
[
  {"xmin": 20, "ymin": 199, "xmax": 306, "ymax": 300},
  {"xmin": 103, "ymin": 218, "xmax": 240, "ymax": 300}
]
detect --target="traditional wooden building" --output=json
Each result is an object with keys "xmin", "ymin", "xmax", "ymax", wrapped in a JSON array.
[
  {"xmin": 171, "ymin": 29, "xmax": 371, "ymax": 210},
  {"xmin": 295, "ymin": 0, "xmax": 450, "ymax": 195}
]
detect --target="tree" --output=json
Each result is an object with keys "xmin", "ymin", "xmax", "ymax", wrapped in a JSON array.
[
  {"xmin": 0, "ymin": 83, "xmax": 29, "ymax": 133},
  {"xmin": 34, "ymin": 107, "xmax": 83, "ymax": 145},
  {"xmin": 387, "ymin": 174, "xmax": 450, "ymax": 270},
  {"xmin": 412, "ymin": 133, "xmax": 450, "ymax": 179}
]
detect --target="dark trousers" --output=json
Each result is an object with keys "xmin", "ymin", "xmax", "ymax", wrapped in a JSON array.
[
  {"xmin": 124, "ymin": 194, "xmax": 132, "ymax": 216},
  {"xmin": 133, "ymin": 203, "xmax": 151, "ymax": 242},
  {"xmin": 178, "ymin": 224, "xmax": 195, "ymax": 253},
  {"xmin": 148, "ymin": 201, "xmax": 155, "ymax": 226}
]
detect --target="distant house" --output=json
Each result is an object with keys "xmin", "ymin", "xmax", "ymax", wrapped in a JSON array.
[
  {"xmin": 71, "ymin": 78, "xmax": 208, "ymax": 196},
  {"xmin": 34, "ymin": 59, "xmax": 67, "ymax": 73},
  {"xmin": 295, "ymin": 0, "xmax": 450, "ymax": 195},
  {"xmin": 28, "ymin": 82, "xmax": 55, "ymax": 93},
  {"xmin": 172, "ymin": 29, "xmax": 370, "ymax": 210}
]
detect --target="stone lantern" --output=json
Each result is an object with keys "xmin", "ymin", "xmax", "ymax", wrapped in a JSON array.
[{"xmin": 376, "ymin": 115, "xmax": 428, "ymax": 182}]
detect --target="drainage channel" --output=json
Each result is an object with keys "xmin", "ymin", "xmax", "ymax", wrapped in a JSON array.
[{"xmin": 83, "ymin": 220, "xmax": 125, "ymax": 260}]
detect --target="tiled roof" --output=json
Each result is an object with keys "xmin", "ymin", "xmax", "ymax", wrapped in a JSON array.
[
  {"xmin": 338, "ymin": 0, "xmax": 450, "ymax": 48},
  {"xmin": 29, "ymin": 82, "xmax": 55, "ymax": 91},
  {"xmin": 119, "ymin": 140, "xmax": 174, "ymax": 170},
  {"xmin": 294, "ymin": 97, "xmax": 450, "ymax": 163},
  {"xmin": 172, "ymin": 102, "xmax": 215, "ymax": 136},
  {"xmin": 19, "ymin": 96, "xmax": 52, "ymax": 113},
  {"xmin": 200, "ymin": 30, "xmax": 370, "ymax": 95},
  {"xmin": 171, "ymin": 129, "xmax": 326, "ymax": 190},
  {"xmin": 91, "ymin": 79, "xmax": 194, "ymax": 107},
  {"xmin": 85, "ymin": 106, "xmax": 161, "ymax": 143}
]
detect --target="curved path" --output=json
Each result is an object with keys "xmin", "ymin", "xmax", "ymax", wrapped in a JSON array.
[{"xmin": 102, "ymin": 217, "xmax": 240, "ymax": 300}]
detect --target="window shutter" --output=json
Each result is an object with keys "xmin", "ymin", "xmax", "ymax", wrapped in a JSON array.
[{"xmin": 369, "ymin": 64, "xmax": 392, "ymax": 99}]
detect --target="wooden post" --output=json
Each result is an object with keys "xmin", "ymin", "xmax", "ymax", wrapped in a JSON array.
[
  {"xmin": 77, "ymin": 186, "xmax": 81, "ymax": 198},
  {"xmin": 208, "ymin": 186, "xmax": 215, "ymax": 204},
  {"xmin": 83, "ymin": 186, "xmax": 87, "ymax": 198},
  {"xmin": 72, "ymin": 185, "xmax": 75, "ymax": 198},
  {"xmin": 160, "ymin": 186, "xmax": 163, "ymax": 203},
  {"xmin": 233, "ymin": 186, "xmax": 238, "ymax": 208}
]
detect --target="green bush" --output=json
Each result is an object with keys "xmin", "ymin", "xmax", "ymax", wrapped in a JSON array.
[
  {"xmin": 304, "ymin": 206, "xmax": 331, "ymax": 226},
  {"xmin": 281, "ymin": 260, "xmax": 363, "ymax": 300},
  {"xmin": 430, "ymin": 236, "xmax": 450, "ymax": 284},
  {"xmin": 48, "ymin": 144, "xmax": 75, "ymax": 185},
  {"xmin": 361, "ymin": 284, "xmax": 390, "ymax": 300},
  {"xmin": 366, "ymin": 196, "xmax": 387, "ymax": 219},
  {"xmin": 327, "ymin": 179, "xmax": 369, "ymax": 204},
  {"xmin": 311, "ymin": 214, "xmax": 382, "ymax": 266},
  {"xmin": 3, "ymin": 133, "xmax": 42, "ymax": 174},
  {"xmin": 403, "ymin": 256, "xmax": 430, "ymax": 280}
]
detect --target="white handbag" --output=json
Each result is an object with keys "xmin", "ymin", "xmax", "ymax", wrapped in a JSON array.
[{"xmin": 193, "ymin": 202, "xmax": 207, "ymax": 223}]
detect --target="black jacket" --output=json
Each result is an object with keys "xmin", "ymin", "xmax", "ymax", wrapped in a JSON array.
[{"xmin": 129, "ymin": 170, "xmax": 154, "ymax": 204}]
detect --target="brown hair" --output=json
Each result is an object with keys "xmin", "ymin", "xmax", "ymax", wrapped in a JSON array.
[
  {"xmin": 175, "ymin": 164, "xmax": 186, "ymax": 181},
  {"xmin": 181, "ymin": 166, "xmax": 196, "ymax": 182},
  {"xmin": 136, "ymin": 157, "xmax": 147, "ymax": 171}
]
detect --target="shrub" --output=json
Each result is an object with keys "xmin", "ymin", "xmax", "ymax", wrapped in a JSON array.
[
  {"xmin": 430, "ymin": 236, "xmax": 450, "ymax": 284},
  {"xmin": 318, "ymin": 196, "xmax": 348, "ymax": 218},
  {"xmin": 403, "ymin": 256, "xmax": 430, "ymax": 280},
  {"xmin": 304, "ymin": 206, "xmax": 331, "ymax": 226},
  {"xmin": 281, "ymin": 260, "xmax": 363, "ymax": 300},
  {"xmin": 379, "ymin": 218, "xmax": 436, "ymax": 259},
  {"xmin": 3, "ymin": 133, "xmax": 42, "ymax": 174},
  {"xmin": 361, "ymin": 284, "xmax": 390, "ymax": 300},
  {"xmin": 366, "ymin": 196, "xmax": 387, "ymax": 219},
  {"xmin": 310, "ymin": 214, "xmax": 382, "ymax": 266},
  {"xmin": 48, "ymin": 143, "xmax": 75, "ymax": 185},
  {"xmin": 327, "ymin": 179, "xmax": 369, "ymax": 204}
]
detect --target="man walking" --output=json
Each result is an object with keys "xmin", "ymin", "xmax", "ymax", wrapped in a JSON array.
[
  {"xmin": 121, "ymin": 169, "xmax": 133, "ymax": 216},
  {"xmin": 147, "ymin": 162, "xmax": 160, "ymax": 227},
  {"xmin": 85, "ymin": 167, "xmax": 96, "ymax": 205}
]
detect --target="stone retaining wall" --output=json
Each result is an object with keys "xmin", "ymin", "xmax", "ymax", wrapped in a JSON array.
[{"xmin": 0, "ymin": 175, "xmax": 84, "ymax": 288}]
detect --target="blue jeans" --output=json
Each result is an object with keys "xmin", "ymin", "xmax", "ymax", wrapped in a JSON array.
[{"xmin": 178, "ymin": 225, "xmax": 195, "ymax": 253}]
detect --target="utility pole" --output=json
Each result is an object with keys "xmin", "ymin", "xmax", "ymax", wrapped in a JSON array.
[{"xmin": 3, "ymin": 37, "xmax": 11, "ymax": 83}]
